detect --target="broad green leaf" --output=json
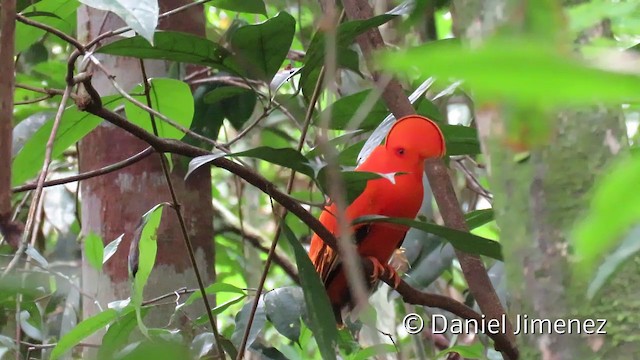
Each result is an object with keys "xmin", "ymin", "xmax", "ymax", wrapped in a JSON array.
[
  {"xmin": 281, "ymin": 223, "xmax": 338, "ymax": 360},
  {"xmin": 229, "ymin": 11, "xmax": 296, "ymax": 82},
  {"xmin": 184, "ymin": 283, "xmax": 247, "ymax": 306},
  {"xmin": 316, "ymin": 89, "xmax": 389, "ymax": 130},
  {"xmin": 84, "ymin": 232, "xmax": 104, "ymax": 272},
  {"xmin": 210, "ymin": 0, "xmax": 266, "ymax": 16},
  {"xmin": 301, "ymin": 14, "xmax": 396, "ymax": 99},
  {"xmin": 79, "ymin": 0, "xmax": 158, "ymax": 44},
  {"xmin": 465, "ymin": 209, "xmax": 495, "ymax": 230},
  {"xmin": 188, "ymin": 84, "xmax": 226, "ymax": 147},
  {"xmin": 204, "ymin": 87, "xmax": 252, "ymax": 105},
  {"xmin": 264, "ymin": 287, "xmax": 304, "ymax": 343},
  {"xmin": 416, "ymin": 97, "xmax": 445, "ymax": 123},
  {"xmin": 15, "ymin": 0, "xmax": 78, "ymax": 52},
  {"xmin": 352, "ymin": 215, "xmax": 503, "ymax": 260},
  {"xmin": 573, "ymin": 153, "xmax": 640, "ymax": 274},
  {"xmin": 51, "ymin": 308, "xmax": 121, "ymax": 360},
  {"xmin": 380, "ymin": 37, "xmax": 640, "ymax": 106},
  {"xmin": 125, "ymin": 78, "xmax": 194, "ymax": 140},
  {"xmin": 98, "ymin": 307, "xmax": 148, "ymax": 360},
  {"xmin": 231, "ymin": 298, "xmax": 267, "ymax": 348},
  {"xmin": 97, "ymin": 31, "xmax": 236, "ymax": 72},
  {"xmin": 440, "ymin": 125, "xmax": 481, "ymax": 156},
  {"xmin": 12, "ymin": 96, "xmax": 121, "ymax": 186},
  {"xmin": 130, "ymin": 203, "xmax": 166, "ymax": 336}
]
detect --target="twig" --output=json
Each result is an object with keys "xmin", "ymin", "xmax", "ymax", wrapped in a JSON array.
[
  {"xmin": 15, "ymin": 13, "xmax": 84, "ymax": 52},
  {"xmin": 340, "ymin": 1, "xmax": 518, "ymax": 358},
  {"xmin": 15, "ymin": 95, "xmax": 54, "ymax": 105},
  {"xmin": 12, "ymin": 147, "xmax": 154, "ymax": 193},
  {"xmin": 2, "ymin": 86, "xmax": 72, "ymax": 278},
  {"xmin": 15, "ymin": 83, "xmax": 69, "ymax": 97},
  {"xmin": 138, "ymin": 60, "xmax": 225, "ymax": 359},
  {"xmin": 141, "ymin": 287, "xmax": 195, "ymax": 306}
]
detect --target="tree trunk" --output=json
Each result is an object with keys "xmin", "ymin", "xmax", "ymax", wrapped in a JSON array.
[
  {"xmin": 452, "ymin": 1, "xmax": 631, "ymax": 358},
  {"xmin": 77, "ymin": 0, "xmax": 215, "ymax": 330}
]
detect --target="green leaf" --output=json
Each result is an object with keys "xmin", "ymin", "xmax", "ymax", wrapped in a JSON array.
[
  {"xmin": 15, "ymin": 0, "xmax": 78, "ymax": 52},
  {"xmin": 79, "ymin": 0, "xmax": 158, "ymax": 44},
  {"xmin": 194, "ymin": 296, "xmax": 247, "ymax": 326},
  {"xmin": 184, "ymin": 283, "xmax": 247, "ymax": 306},
  {"xmin": 381, "ymin": 37, "xmax": 640, "ymax": 106},
  {"xmin": 84, "ymin": 232, "xmax": 104, "ymax": 272},
  {"xmin": 210, "ymin": 0, "xmax": 266, "ymax": 15},
  {"xmin": 281, "ymin": 223, "xmax": 338, "ymax": 360},
  {"xmin": 352, "ymin": 215, "xmax": 503, "ymax": 260},
  {"xmin": 573, "ymin": 153, "xmax": 640, "ymax": 275},
  {"xmin": 229, "ymin": 11, "xmax": 296, "ymax": 82},
  {"xmin": 125, "ymin": 78, "xmax": 194, "ymax": 140},
  {"xmin": 188, "ymin": 84, "xmax": 226, "ymax": 147},
  {"xmin": 231, "ymin": 147, "xmax": 315, "ymax": 177},
  {"xmin": 435, "ymin": 342, "xmax": 484, "ymax": 359},
  {"xmin": 130, "ymin": 203, "xmax": 166, "ymax": 335},
  {"xmin": 316, "ymin": 89, "xmax": 389, "ymax": 130},
  {"xmin": 231, "ymin": 298, "xmax": 267, "ymax": 348},
  {"xmin": 588, "ymin": 226, "xmax": 640, "ymax": 300},
  {"xmin": 350, "ymin": 344, "xmax": 396, "ymax": 360},
  {"xmin": 204, "ymin": 86, "xmax": 252, "ymax": 104},
  {"xmin": 440, "ymin": 125, "xmax": 481, "ymax": 156},
  {"xmin": 301, "ymin": 14, "xmax": 396, "ymax": 99},
  {"xmin": 264, "ymin": 287, "xmax": 304, "ymax": 343},
  {"xmin": 465, "ymin": 209, "xmax": 495, "ymax": 230},
  {"xmin": 98, "ymin": 307, "xmax": 148, "ymax": 360},
  {"xmin": 97, "ymin": 31, "xmax": 236, "ymax": 72},
  {"xmin": 51, "ymin": 308, "xmax": 121, "ymax": 360},
  {"xmin": 12, "ymin": 96, "xmax": 121, "ymax": 186}
]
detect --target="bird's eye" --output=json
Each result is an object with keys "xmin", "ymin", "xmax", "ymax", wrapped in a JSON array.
[{"xmin": 396, "ymin": 148, "xmax": 405, "ymax": 156}]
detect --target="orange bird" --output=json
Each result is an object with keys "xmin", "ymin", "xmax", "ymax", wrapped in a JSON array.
[{"xmin": 308, "ymin": 114, "xmax": 446, "ymax": 322}]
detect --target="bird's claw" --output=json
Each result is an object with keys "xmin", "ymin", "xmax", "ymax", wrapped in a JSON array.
[{"xmin": 365, "ymin": 256, "xmax": 402, "ymax": 289}]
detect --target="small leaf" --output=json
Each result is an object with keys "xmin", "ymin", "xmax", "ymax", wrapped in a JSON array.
[
  {"xmin": 84, "ymin": 232, "xmax": 104, "ymax": 271},
  {"xmin": 185, "ymin": 152, "xmax": 227, "ymax": 180},
  {"xmin": 352, "ymin": 215, "xmax": 503, "ymax": 260},
  {"xmin": 231, "ymin": 298, "xmax": 267, "ymax": 348},
  {"xmin": 25, "ymin": 245, "xmax": 48, "ymax": 269},
  {"xmin": 316, "ymin": 89, "xmax": 389, "ymax": 130},
  {"xmin": 210, "ymin": 0, "xmax": 266, "ymax": 15},
  {"xmin": 270, "ymin": 67, "xmax": 302, "ymax": 93},
  {"xmin": 440, "ymin": 125, "xmax": 481, "ymax": 156},
  {"xmin": 194, "ymin": 296, "xmax": 247, "ymax": 326},
  {"xmin": 184, "ymin": 283, "xmax": 247, "ymax": 306},
  {"xmin": 125, "ymin": 78, "xmax": 194, "ymax": 140},
  {"xmin": 97, "ymin": 31, "xmax": 236, "ymax": 72},
  {"xmin": 51, "ymin": 309, "xmax": 121, "ymax": 360},
  {"xmin": 98, "ymin": 306, "xmax": 146, "ymax": 360},
  {"xmin": 104, "ymin": 234, "xmax": 123, "ymax": 265},
  {"xmin": 79, "ymin": 0, "xmax": 158, "ymax": 44},
  {"xmin": 264, "ymin": 287, "xmax": 304, "ymax": 343},
  {"xmin": 229, "ymin": 11, "xmax": 296, "ymax": 82},
  {"xmin": 465, "ymin": 209, "xmax": 495, "ymax": 230},
  {"xmin": 281, "ymin": 223, "xmax": 338, "ymax": 360}
]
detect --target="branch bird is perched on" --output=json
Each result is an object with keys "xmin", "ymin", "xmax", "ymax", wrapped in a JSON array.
[{"xmin": 308, "ymin": 114, "xmax": 446, "ymax": 324}]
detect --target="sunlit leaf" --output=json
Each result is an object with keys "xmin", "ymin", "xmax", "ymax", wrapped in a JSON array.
[
  {"xmin": 316, "ymin": 89, "xmax": 389, "ymax": 130},
  {"xmin": 99, "ymin": 307, "xmax": 148, "ymax": 360},
  {"xmin": 465, "ymin": 209, "xmax": 495, "ymax": 230},
  {"xmin": 51, "ymin": 308, "xmax": 123, "ymax": 360},
  {"xmin": 104, "ymin": 234, "xmax": 123, "ymax": 265},
  {"xmin": 79, "ymin": 0, "xmax": 158, "ymax": 44},
  {"xmin": 15, "ymin": 0, "xmax": 78, "ymax": 52},
  {"xmin": 84, "ymin": 232, "xmax": 104, "ymax": 272}
]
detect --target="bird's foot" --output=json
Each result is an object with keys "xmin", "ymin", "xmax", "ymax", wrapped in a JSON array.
[{"xmin": 365, "ymin": 256, "xmax": 402, "ymax": 289}]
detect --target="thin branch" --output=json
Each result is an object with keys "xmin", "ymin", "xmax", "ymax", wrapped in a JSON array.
[
  {"xmin": 340, "ymin": 1, "xmax": 518, "ymax": 358},
  {"xmin": 137, "ymin": 60, "xmax": 225, "ymax": 359},
  {"xmin": 15, "ymin": 13, "xmax": 84, "ymax": 52},
  {"xmin": 12, "ymin": 147, "xmax": 154, "ymax": 193},
  {"xmin": 2, "ymin": 86, "xmax": 72, "ymax": 278},
  {"xmin": 15, "ymin": 83, "xmax": 69, "ymax": 97}
]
